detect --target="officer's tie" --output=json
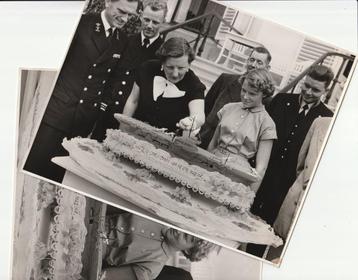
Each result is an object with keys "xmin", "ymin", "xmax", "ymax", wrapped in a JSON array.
[
  {"xmin": 297, "ymin": 104, "xmax": 309, "ymax": 122},
  {"xmin": 143, "ymin": 37, "xmax": 150, "ymax": 49},
  {"xmin": 108, "ymin": 28, "xmax": 118, "ymax": 42}
]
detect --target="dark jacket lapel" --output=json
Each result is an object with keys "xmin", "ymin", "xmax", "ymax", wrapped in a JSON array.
[
  {"xmin": 90, "ymin": 14, "xmax": 108, "ymax": 55},
  {"xmin": 226, "ymin": 77, "xmax": 242, "ymax": 102}
]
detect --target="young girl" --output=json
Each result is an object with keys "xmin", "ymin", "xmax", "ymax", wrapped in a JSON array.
[
  {"xmin": 100, "ymin": 211, "xmax": 215, "ymax": 280},
  {"xmin": 208, "ymin": 69, "xmax": 277, "ymax": 193}
]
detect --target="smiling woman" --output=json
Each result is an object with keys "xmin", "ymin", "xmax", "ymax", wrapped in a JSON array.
[{"xmin": 208, "ymin": 69, "xmax": 277, "ymax": 193}]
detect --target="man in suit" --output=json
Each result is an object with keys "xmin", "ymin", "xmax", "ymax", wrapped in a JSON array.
[
  {"xmin": 91, "ymin": 0, "xmax": 167, "ymax": 141},
  {"xmin": 247, "ymin": 65, "xmax": 334, "ymax": 257},
  {"xmin": 199, "ymin": 46, "xmax": 272, "ymax": 148},
  {"xmin": 24, "ymin": 0, "xmax": 139, "ymax": 182}
]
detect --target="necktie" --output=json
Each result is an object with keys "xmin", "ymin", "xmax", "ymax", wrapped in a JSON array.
[
  {"xmin": 108, "ymin": 28, "xmax": 118, "ymax": 41},
  {"xmin": 300, "ymin": 104, "xmax": 309, "ymax": 115},
  {"xmin": 143, "ymin": 38, "xmax": 150, "ymax": 48},
  {"xmin": 108, "ymin": 28, "xmax": 113, "ymax": 38},
  {"xmin": 297, "ymin": 104, "xmax": 309, "ymax": 122}
]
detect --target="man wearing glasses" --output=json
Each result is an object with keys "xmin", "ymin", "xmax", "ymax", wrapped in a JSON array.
[
  {"xmin": 248, "ymin": 65, "xmax": 334, "ymax": 257},
  {"xmin": 24, "ymin": 0, "xmax": 139, "ymax": 182}
]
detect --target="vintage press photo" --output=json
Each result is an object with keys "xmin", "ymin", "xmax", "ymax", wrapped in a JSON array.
[
  {"xmin": 13, "ymin": 69, "xmax": 261, "ymax": 280},
  {"xmin": 21, "ymin": 0, "xmax": 357, "ymax": 264}
]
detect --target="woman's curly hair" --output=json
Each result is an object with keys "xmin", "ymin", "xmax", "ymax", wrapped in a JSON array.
[
  {"xmin": 240, "ymin": 68, "xmax": 276, "ymax": 98},
  {"xmin": 182, "ymin": 238, "xmax": 218, "ymax": 262}
]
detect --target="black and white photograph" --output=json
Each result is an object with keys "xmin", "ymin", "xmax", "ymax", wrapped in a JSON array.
[
  {"xmin": 20, "ymin": 0, "xmax": 357, "ymax": 264},
  {"xmin": 12, "ymin": 69, "xmax": 261, "ymax": 280}
]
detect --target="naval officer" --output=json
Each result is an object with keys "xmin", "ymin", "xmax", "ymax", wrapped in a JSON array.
[
  {"xmin": 91, "ymin": 0, "xmax": 167, "ymax": 141},
  {"xmin": 24, "ymin": 0, "xmax": 139, "ymax": 182}
]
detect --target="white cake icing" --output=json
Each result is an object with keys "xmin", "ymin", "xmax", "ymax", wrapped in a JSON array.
[
  {"xmin": 60, "ymin": 137, "xmax": 283, "ymax": 247},
  {"xmin": 103, "ymin": 129, "xmax": 255, "ymax": 211}
]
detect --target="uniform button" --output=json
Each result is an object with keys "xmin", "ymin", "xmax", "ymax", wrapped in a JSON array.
[
  {"xmin": 93, "ymin": 64, "xmax": 97, "ymax": 67},
  {"xmin": 294, "ymin": 124, "xmax": 298, "ymax": 128},
  {"xmin": 131, "ymin": 227, "xmax": 135, "ymax": 231},
  {"xmin": 88, "ymin": 75, "xmax": 92, "ymax": 79},
  {"xmin": 98, "ymin": 91, "xmax": 102, "ymax": 95},
  {"xmin": 102, "ymin": 80, "xmax": 106, "ymax": 84},
  {"xmin": 107, "ymin": 68, "xmax": 111, "ymax": 73},
  {"xmin": 284, "ymin": 148, "xmax": 287, "ymax": 151},
  {"xmin": 150, "ymin": 232, "xmax": 155, "ymax": 237},
  {"xmin": 115, "ymin": 101, "xmax": 119, "ymax": 105},
  {"xmin": 291, "ymin": 132, "xmax": 295, "ymax": 135},
  {"xmin": 79, "ymin": 99, "xmax": 83, "ymax": 104},
  {"xmin": 94, "ymin": 103, "xmax": 97, "ymax": 107},
  {"xmin": 121, "ymin": 81, "xmax": 126, "ymax": 85},
  {"xmin": 83, "ymin": 87, "xmax": 88, "ymax": 91},
  {"xmin": 287, "ymin": 140, "xmax": 291, "ymax": 143},
  {"xmin": 118, "ymin": 91, "xmax": 123, "ymax": 95},
  {"xmin": 120, "ymin": 227, "xmax": 124, "ymax": 231},
  {"xmin": 141, "ymin": 229, "xmax": 145, "ymax": 233},
  {"xmin": 281, "ymin": 155, "xmax": 284, "ymax": 159},
  {"xmin": 125, "ymin": 71, "xmax": 130, "ymax": 75}
]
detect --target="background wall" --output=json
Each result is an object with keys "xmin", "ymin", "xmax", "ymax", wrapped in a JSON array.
[{"xmin": 0, "ymin": 1, "xmax": 357, "ymax": 279}]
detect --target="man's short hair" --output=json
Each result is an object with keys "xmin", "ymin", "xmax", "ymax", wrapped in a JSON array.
[
  {"xmin": 142, "ymin": 0, "xmax": 168, "ymax": 19},
  {"xmin": 307, "ymin": 64, "xmax": 334, "ymax": 88},
  {"xmin": 251, "ymin": 46, "xmax": 272, "ymax": 64}
]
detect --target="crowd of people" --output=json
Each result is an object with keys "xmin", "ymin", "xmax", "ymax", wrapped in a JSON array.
[{"xmin": 24, "ymin": 0, "xmax": 337, "ymax": 272}]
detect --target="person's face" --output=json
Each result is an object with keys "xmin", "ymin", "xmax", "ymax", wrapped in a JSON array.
[
  {"xmin": 141, "ymin": 6, "xmax": 165, "ymax": 39},
  {"xmin": 300, "ymin": 76, "xmax": 327, "ymax": 104},
  {"xmin": 162, "ymin": 55, "xmax": 190, "ymax": 83},
  {"xmin": 240, "ymin": 79, "xmax": 264, "ymax": 109},
  {"xmin": 165, "ymin": 228, "xmax": 196, "ymax": 251},
  {"xmin": 105, "ymin": 0, "xmax": 138, "ymax": 29},
  {"xmin": 246, "ymin": 51, "xmax": 270, "ymax": 72}
]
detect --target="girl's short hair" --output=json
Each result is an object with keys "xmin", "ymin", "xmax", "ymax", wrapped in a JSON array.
[
  {"xmin": 156, "ymin": 37, "xmax": 195, "ymax": 63},
  {"xmin": 239, "ymin": 68, "xmax": 276, "ymax": 98},
  {"xmin": 182, "ymin": 237, "xmax": 217, "ymax": 262}
]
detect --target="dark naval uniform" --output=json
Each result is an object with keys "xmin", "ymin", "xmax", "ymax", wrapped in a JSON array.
[
  {"xmin": 91, "ymin": 33, "xmax": 164, "ymax": 141},
  {"xmin": 247, "ymin": 93, "xmax": 333, "ymax": 256},
  {"xmin": 24, "ymin": 13, "xmax": 128, "ymax": 182}
]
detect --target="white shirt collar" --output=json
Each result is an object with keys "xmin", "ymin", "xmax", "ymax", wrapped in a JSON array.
[
  {"xmin": 101, "ymin": 10, "xmax": 113, "ymax": 37},
  {"xmin": 299, "ymin": 99, "xmax": 317, "ymax": 114},
  {"xmin": 141, "ymin": 32, "xmax": 160, "ymax": 47}
]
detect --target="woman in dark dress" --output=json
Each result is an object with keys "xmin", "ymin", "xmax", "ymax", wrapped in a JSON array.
[{"xmin": 123, "ymin": 37, "xmax": 205, "ymax": 133}]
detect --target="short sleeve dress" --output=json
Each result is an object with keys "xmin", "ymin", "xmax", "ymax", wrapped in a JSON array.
[
  {"xmin": 212, "ymin": 102, "xmax": 277, "ymax": 165},
  {"xmin": 102, "ymin": 213, "xmax": 172, "ymax": 280},
  {"xmin": 134, "ymin": 59, "xmax": 205, "ymax": 132}
]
